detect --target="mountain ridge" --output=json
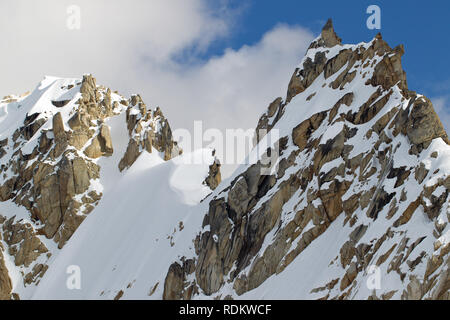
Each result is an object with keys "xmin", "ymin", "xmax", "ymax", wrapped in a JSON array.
[
  {"xmin": 0, "ymin": 73, "xmax": 219, "ymax": 299},
  {"xmin": 161, "ymin": 19, "xmax": 450, "ymax": 300},
  {"xmin": 0, "ymin": 19, "xmax": 449, "ymax": 300}
]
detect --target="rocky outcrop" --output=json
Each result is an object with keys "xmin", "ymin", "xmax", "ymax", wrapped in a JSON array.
[
  {"xmin": 119, "ymin": 98, "xmax": 181, "ymax": 171},
  {"xmin": 0, "ymin": 215, "xmax": 12, "ymax": 300},
  {"xmin": 0, "ymin": 249, "xmax": 12, "ymax": 300},
  {"xmin": 405, "ymin": 96, "xmax": 449, "ymax": 152},
  {"xmin": 163, "ymin": 258, "xmax": 196, "ymax": 300},
  {"xmin": 311, "ymin": 18, "xmax": 342, "ymax": 49},
  {"xmin": 286, "ymin": 51, "xmax": 327, "ymax": 103},
  {"xmin": 203, "ymin": 158, "xmax": 221, "ymax": 190},
  {"xmin": 370, "ymin": 40, "xmax": 407, "ymax": 92},
  {"xmin": 0, "ymin": 215, "xmax": 50, "ymax": 295},
  {"xmin": 286, "ymin": 19, "xmax": 343, "ymax": 103},
  {"xmin": 31, "ymin": 152, "xmax": 101, "ymax": 244},
  {"xmin": 84, "ymin": 124, "xmax": 114, "ymax": 158},
  {"xmin": 254, "ymin": 97, "xmax": 284, "ymax": 145},
  {"xmin": 2, "ymin": 216, "xmax": 48, "ymax": 268}
]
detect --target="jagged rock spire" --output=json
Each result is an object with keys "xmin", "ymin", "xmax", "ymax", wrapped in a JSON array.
[
  {"xmin": 309, "ymin": 18, "xmax": 342, "ymax": 49},
  {"xmin": 321, "ymin": 18, "xmax": 342, "ymax": 47}
]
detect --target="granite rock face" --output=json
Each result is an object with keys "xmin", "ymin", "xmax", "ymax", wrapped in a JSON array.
[
  {"xmin": 0, "ymin": 253, "xmax": 12, "ymax": 299},
  {"xmin": 119, "ymin": 98, "xmax": 181, "ymax": 171}
]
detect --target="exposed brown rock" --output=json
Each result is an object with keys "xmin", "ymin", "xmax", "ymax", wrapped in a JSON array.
[
  {"xmin": 2, "ymin": 216, "xmax": 48, "ymax": 267},
  {"xmin": 309, "ymin": 18, "xmax": 342, "ymax": 49},
  {"xmin": 286, "ymin": 51, "xmax": 327, "ymax": 102},
  {"xmin": 0, "ymin": 250, "xmax": 12, "ymax": 300},
  {"xmin": 163, "ymin": 259, "xmax": 196, "ymax": 300},
  {"xmin": 340, "ymin": 262, "xmax": 357, "ymax": 290},
  {"xmin": 204, "ymin": 159, "xmax": 221, "ymax": 190},
  {"xmin": 84, "ymin": 124, "xmax": 113, "ymax": 158},
  {"xmin": 329, "ymin": 92, "xmax": 354, "ymax": 123},
  {"xmin": 32, "ymin": 153, "xmax": 100, "ymax": 239},
  {"xmin": 118, "ymin": 139, "xmax": 140, "ymax": 172},
  {"xmin": 254, "ymin": 97, "xmax": 284, "ymax": 144},
  {"xmin": 51, "ymin": 112, "xmax": 68, "ymax": 158},
  {"xmin": 292, "ymin": 111, "xmax": 327, "ymax": 151},
  {"xmin": 370, "ymin": 44, "xmax": 407, "ymax": 92},
  {"xmin": 120, "ymin": 101, "xmax": 181, "ymax": 171},
  {"xmin": 393, "ymin": 198, "xmax": 421, "ymax": 227},
  {"xmin": 405, "ymin": 96, "xmax": 449, "ymax": 151}
]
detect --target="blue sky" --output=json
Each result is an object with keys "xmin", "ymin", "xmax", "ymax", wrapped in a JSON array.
[{"xmin": 207, "ymin": 0, "xmax": 450, "ymax": 102}]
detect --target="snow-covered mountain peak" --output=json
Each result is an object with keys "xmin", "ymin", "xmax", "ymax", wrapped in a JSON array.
[
  {"xmin": 0, "ymin": 74, "xmax": 220, "ymax": 299},
  {"xmin": 162, "ymin": 21, "xmax": 450, "ymax": 300}
]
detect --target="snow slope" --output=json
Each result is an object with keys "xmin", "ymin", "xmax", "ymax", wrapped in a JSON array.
[{"xmin": 30, "ymin": 149, "xmax": 214, "ymax": 299}]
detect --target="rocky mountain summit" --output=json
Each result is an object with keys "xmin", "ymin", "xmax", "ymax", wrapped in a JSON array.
[
  {"xmin": 162, "ymin": 20, "xmax": 449, "ymax": 300},
  {"xmin": 0, "ymin": 20, "xmax": 448, "ymax": 300},
  {"xmin": 0, "ymin": 74, "xmax": 218, "ymax": 299}
]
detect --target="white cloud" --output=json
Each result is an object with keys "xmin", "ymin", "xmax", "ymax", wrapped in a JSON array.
[
  {"xmin": 0, "ymin": 0, "xmax": 230, "ymax": 96},
  {"xmin": 144, "ymin": 24, "xmax": 314, "ymax": 176},
  {"xmin": 0, "ymin": 0, "xmax": 314, "ymax": 177},
  {"xmin": 141, "ymin": 23, "xmax": 314, "ymax": 132}
]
